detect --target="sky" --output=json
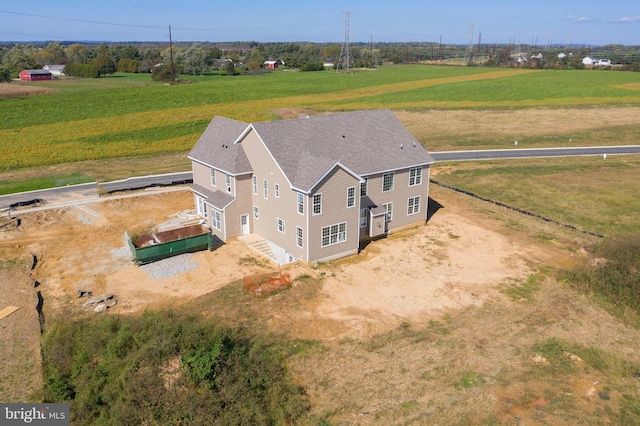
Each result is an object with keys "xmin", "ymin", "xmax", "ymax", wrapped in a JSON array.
[{"xmin": 1, "ymin": 1, "xmax": 639, "ymax": 46}]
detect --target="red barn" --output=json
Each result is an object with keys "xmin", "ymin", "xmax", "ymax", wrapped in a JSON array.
[{"xmin": 19, "ymin": 69, "xmax": 52, "ymax": 81}]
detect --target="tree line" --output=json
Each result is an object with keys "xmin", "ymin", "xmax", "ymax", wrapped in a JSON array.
[{"xmin": 1, "ymin": 40, "xmax": 638, "ymax": 83}]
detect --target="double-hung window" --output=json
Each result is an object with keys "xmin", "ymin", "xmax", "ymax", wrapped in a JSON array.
[
  {"xmin": 382, "ymin": 173, "xmax": 394, "ymax": 192},
  {"xmin": 297, "ymin": 193, "xmax": 304, "ymax": 214},
  {"xmin": 276, "ymin": 218, "xmax": 285, "ymax": 233},
  {"xmin": 263, "ymin": 179, "xmax": 268, "ymax": 199},
  {"xmin": 407, "ymin": 196, "xmax": 421, "ymax": 215},
  {"xmin": 252, "ymin": 176, "xmax": 257, "ymax": 194},
  {"xmin": 360, "ymin": 178, "xmax": 368, "ymax": 197},
  {"xmin": 225, "ymin": 174, "xmax": 232, "ymax": 193},
  {"xmin": 347, "ymin": 187, "xmax": 356, "ymax": 208},
  {"xmin": 210, "ymin": 169, "xmax": 216, "ymax": 187},
  {"xmin": 313, "ymin": 194, "xmax": 322, "ymax": 215},
  {"xmin": 212, "ymin": 210, "xmax": 221, "ymax": 230},
  {"xmin": 409, "ymin": 168, "xmax": 422, "ymax": 186},
  {"xmin": 274, "ymin": 183, "xmax": 280, "ymax": 198},
  {"xmin": 296, "ymin": 227, "xmax": 303, "ymax": 248}
]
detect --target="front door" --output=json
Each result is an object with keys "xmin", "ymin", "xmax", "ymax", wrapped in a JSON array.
[{"xmin": 240, "ymin": 214, "xmax": 249, "ymax": 236}]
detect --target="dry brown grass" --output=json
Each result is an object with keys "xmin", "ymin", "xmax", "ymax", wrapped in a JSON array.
[{"xmin": 0, "ymin": 83, "xmax": 57, "ymax": 98}]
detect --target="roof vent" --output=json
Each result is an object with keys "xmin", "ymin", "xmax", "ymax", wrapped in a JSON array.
[
  {"xmin": 342, "ymin": 135, "xmax": 346, "ymax": 138},
  {"xmin": 400, "ymin": 144, "xmax": 404, "ymax": 149}
]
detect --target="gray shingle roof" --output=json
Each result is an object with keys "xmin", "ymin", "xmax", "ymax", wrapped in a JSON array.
[
  {"xmin": 251, "ymin": 109, "xmax": 434, "ymax": 192},
  {"xmin": 190, "ymin": 110, "xmax": 434, "ymax": 193},
  {"xmin": 191, "ymin": 184, "xmax": 235, "ymax": 210},
  {"xmin": 188, "ymin": 116, "xmax": 251, "ymax": 175}
]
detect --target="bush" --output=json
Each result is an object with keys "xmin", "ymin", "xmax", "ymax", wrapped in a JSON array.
[
  {"xmin": 41, "ymin": 310, "xmax": 310, "ymax": 424},
  {"xmin": 565, "ymin": 236, "xmax": 640, "ymax": 314},
  {"xmin": 65, "ymin": 63, "xmax": 99, "ymax": 78}
]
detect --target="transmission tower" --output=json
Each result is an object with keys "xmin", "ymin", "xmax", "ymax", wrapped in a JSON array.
[
  {"xmin": 337, "ymin": 10, "xmax": 353, "ymax": 73},
  {"xmin": 464, "ymin": 23, "xmax": 475, "ymax": 64}
]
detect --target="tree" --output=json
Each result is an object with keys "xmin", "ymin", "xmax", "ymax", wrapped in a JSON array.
[
  {"xmin": 151, "ymin": 64, "xmax": 173, "ymax": 82},
  {"xmin": 0, "ymin": 67, "xmax": 11, "ymax": 82},
  {"xmin": 3, "ymin": 44, "xmax": 39, "ymax": 72},
  {"xmin": 176, "ymin": 45, "xmax": 209, "ymax": 75},
  {"xmin": 224, "ymin": 60, "xmax": 235, "ymax": 76},
  {"xmin": 92, "ymin": 46, "xmax": 117, "ymax": 77},
  {"xmin": 65, "ymin": 44, "xmax": 87, "ymax": 64}
]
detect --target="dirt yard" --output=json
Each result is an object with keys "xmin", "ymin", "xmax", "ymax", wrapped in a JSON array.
[
  {"xmin": 2, "ymin": 185, "xmax": 638, "ymax": 424},
  {"xmin": 1, "ymin": 187, "xmax": 570, "ymax": 336}
]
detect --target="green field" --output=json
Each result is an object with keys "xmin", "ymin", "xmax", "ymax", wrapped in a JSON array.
[{"xmin": 2, "ymin": 64, "xmax": 640, "ymax": 236}]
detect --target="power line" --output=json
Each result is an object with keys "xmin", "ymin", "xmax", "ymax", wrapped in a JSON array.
[{"xmin": 337, "ymin": 10, "xmax": 352, "ymax": 73}]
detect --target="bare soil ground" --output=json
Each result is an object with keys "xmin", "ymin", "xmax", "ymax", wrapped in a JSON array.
[{"xmin": 1, "ymin": 185, "xmax": 638, "ymax": 423}]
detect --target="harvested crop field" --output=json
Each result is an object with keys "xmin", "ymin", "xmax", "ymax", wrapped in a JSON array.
[{"xmin": 0, "ymin": 83, "xmax": 57, "ymax": 99}]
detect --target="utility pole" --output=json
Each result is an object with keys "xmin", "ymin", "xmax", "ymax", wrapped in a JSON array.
[
  {"xmin": 370, "ymin": 34, "xmax": 374, "ymax": 68},
  {"xmin": 337, "ymin": 10, "xmax": 352, "ymax": 73},
  {"xmin": 438, "ymin": 35, "xmax": 442, "ymax": 61},
  {"xmin": 168, "ymin": 25, "xmax": 175, "ymax": 84}
]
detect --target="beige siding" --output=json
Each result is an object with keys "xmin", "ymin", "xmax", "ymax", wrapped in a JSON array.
[
  {"xmin": 240, "ymin": 130, "xmax": 307, "ymax": 260},
  {"xmin": 224, "ymin": 174, "xmax": 252, "ymax": 238},
  {"xmin": 192, "ymin": 160, "xmax": 236, "ymax": 196},
  {"xmin": 308, "ymin": 167, "xmax": 360, "ymax": 262},
  {"xmin": 362, "ymin": 165, "xmax": 430, "ymax": 235}
]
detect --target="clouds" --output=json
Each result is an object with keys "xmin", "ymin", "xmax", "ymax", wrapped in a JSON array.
[
  {"xmin": 612, "ymin": 16, "xmax": 640, "ymax": 23},
  {"xmin": 565, "ymin": 14, "xmax": 591, "ymax": 23}
]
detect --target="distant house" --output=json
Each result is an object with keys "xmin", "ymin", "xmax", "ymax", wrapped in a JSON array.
[
  {"xmin": 19, "ymin": 69, "xmax": 52, "ymax": 81},
  {"xmin": 43, "ymin": 65, "xmax": 65, "ymax": 76},
  {"xmin": 597, "ymin": 59, "xmax": 611, "ymax": 66},
  {"xmin": 264, "ymin": 60, "xmax": 280, "ymax": 69},
  {"xmin": 323, "ymin": 58, "xmax": 335, "ymax": 68},
  {"xmin": 582, "ymin": 56, "xmax": 596, "ymax": 66},
  {"xmin": 557, "ymin": 52, "xmax": 567, "ymax": 59},
  {"xmin": 188, "ymin": 109, "xmax": 435, "ymax": 265}
]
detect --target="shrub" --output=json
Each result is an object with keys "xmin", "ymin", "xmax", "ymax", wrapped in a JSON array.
[{"xmin": 41, "ymin": 310, "xmax": 310, "ymax": 424}]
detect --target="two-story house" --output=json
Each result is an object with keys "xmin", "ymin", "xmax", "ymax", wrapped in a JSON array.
[{"xmin": 188, "ymin": 109, "xmax": 435, "ymax": 264}]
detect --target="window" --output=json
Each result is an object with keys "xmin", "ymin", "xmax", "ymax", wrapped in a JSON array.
[
  {"xmin": 360, "ymin": 208, "xmax": 368, "ymax": 228},
  {"xmin": 360, "ymin": 178, "xmax": 368, "ymax": 197},
  {"xmin": 407, "ymin": 196, "xmax": 421, "ymax": 215},
  {"xmin": 382, "ymin": 173, "xmax": 394, "ymax": 192},
  {"xmin": 383, "ymin": 202, "xmax": 393, "ymax": 221},
  {"xmin": 297, "ymin": 193, "xmax": 304, "ymax": 214},
  {"xmin": 347, "ymin": 187, "xmax": 356, "ymax": 208},
  {"xmin": 296, "ymin": 227, "xmax": 303, "ymax": 248},
  {"xmin": 212, "ymin": 210, "xmax": 221, "ymax": 230},
  {"xmin": 274, "ymin": 183, "xmax": 280, "ymax": 198},
  {"xmin": 313, "ymin": 193, "xmax": 322, "ymax": 215},
  {"xmin": 253, "ymin": 176, "xmax": 257, "ymax": 194},
  {"xmin": 276, "ymin": 217, "xmax": 285, "ymax": 234},
  {"xmin": 225, "ymin": 174, "xmax": 231, "ymax": 192},
  {"xmin": 263, "ymin": 179, "xmax": 268, "ymax": 199},
  {"xmin": 321, "ymin": 223, "xmax": 347, "ymax": 247},
  {"xmin": 253, "ymin": 206, "xmax": 259, "ymax": 219},
  {"xmin": 409, "ymin": 168, "xmax": 422, "ymax": 186},
  {"xmin": 210, "ymin": 169, "xmax": 216, "ymax": 187}
]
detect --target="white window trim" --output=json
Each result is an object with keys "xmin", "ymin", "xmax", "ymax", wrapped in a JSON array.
[
  {"xmin": 253, "ymin": 206, "xmax": 259, "ymax": 219},
  {"xmin": 409, "ymin": 167, "xmax": 422, "ymax": 186},
  {"xmin": 210, "ymin": 169, "xmax": 216, "ymax": 187},
  {"xmin": 253, "ymin": 176, "xmax": 257, "ymax": 195},
  {"xmin": 296, "ymin": 226, "xmax": 303, "ymax": 248},
  {"xmin": 225, "ymin": 174, "xmax": 232, "ymax": 193},
  {"xmin": 274, "ymin": 183, "xmax": 280, "ymax": 198},
  {"xmin": 263, "ymin": 179, "xmax": 268, "ymax": 199},
  {"xmin": 382, "ymin": 172, "xmax": 394, "ymax": 192},
  {"xmin": 321, "ymin": 222, "xmax": 347, "ymax": 247},
  {"xmin": 407, "ymin": 196, "xmax": 421, "ymax": 215},
  {"xmin": 360, "ymin": 178, "xmax": 368, "ymax": 197},
  {"xmin": 212, "ymin": 209, "xmax": 221, "ymax": 230},
  {"xmin": 313, "ymin": 193, "xmax": 322, "ymax": 215},
  {"xmin": 347, "ymin": 186, "xmax": 356, "ymax": 208},
  {"xmin": 276, "ymin": 217, "xmax": 285, "ymax": 234},
  {"xmin": 297, "ymin": 192, "xmax": 304, "ymax": 215}
]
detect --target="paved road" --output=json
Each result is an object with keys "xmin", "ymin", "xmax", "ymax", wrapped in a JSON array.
[
  {"xmin": 2, "ymin": 146, "xmax": 639, "ymax": 213},
  {"xmin": 430, "ymin": 145, "xmax": 640, "ymax": 162}
]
